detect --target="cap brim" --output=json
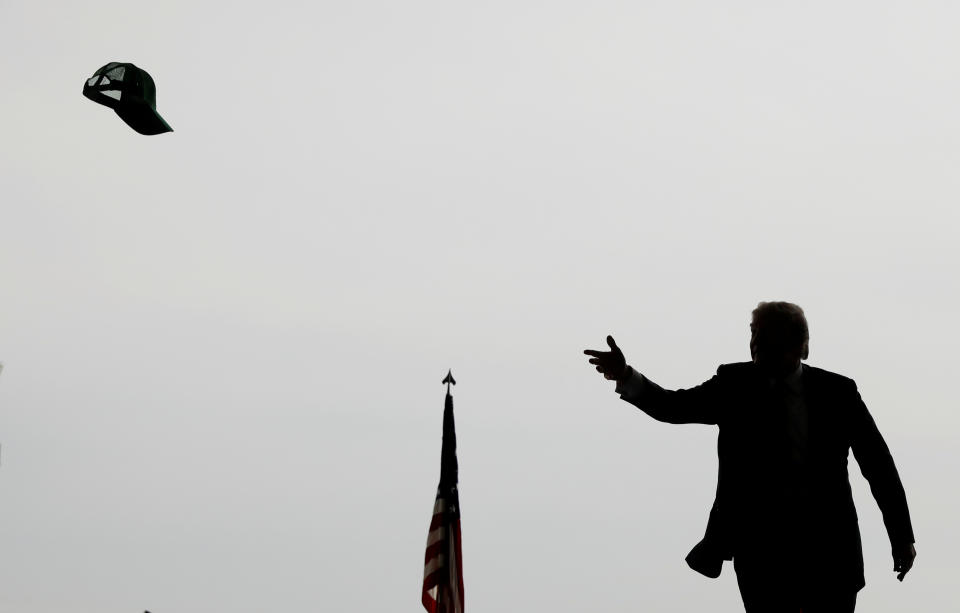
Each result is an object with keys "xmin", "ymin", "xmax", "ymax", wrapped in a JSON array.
[{"xmin": 115, "ymin": 102, "xmax": 173, "ymax": 135}]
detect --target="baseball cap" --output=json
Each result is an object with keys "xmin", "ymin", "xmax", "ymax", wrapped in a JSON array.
[{"xmin": 82, "ymin": 62, "xmax": 173, "ymax": 135}]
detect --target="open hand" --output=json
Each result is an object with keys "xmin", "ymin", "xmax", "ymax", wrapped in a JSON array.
[
  {"xmin": 584, "ymin": 335, "xmax": 628, "ymax": 382},
  {"xmin": 893, "ymin": 543, "xmax": 916, "ymax": 581}
]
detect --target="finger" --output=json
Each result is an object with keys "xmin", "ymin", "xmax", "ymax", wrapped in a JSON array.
[
  {"xmin": 596, "ymin": 366, "xmax": 604, "ymax": 373},
  {"xmin": 606, "ymin": 335, "xmax": 619, "ymax": 351},
  {"xmin": 604, "ymin": 373, "xmax": 613, "ymax": 380},
  {"xmin": 588, "ymin": 358, "xmax": 601, "ymax": 365},
  {"xmin": 583, "ymin": 350, "xmax": 605, "ymax": 357},
  {"xmin": 893, "ymin": 558, "xmax": 913, "ymax": 582}
]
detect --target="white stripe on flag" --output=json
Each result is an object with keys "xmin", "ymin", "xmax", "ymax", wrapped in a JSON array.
[
  {"xmin": 426, "ymin": 528, "xmax": 444, "ymax": 547},
  {"xmin": 423, "ymin": 556, "xmax": 446, "ymax": 577}
]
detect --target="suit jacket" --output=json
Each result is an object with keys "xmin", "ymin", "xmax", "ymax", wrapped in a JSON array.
[{"xmin": 619, "ymin": 362, "xmax": 914, "ymax": 591}]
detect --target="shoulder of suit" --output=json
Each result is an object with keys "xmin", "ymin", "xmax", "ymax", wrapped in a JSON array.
[
  {"xmin": 715, "ymin": 362, "xmax": 859, "ymax": 389},
  {"xmin": 802, "ymin": 364, "xmax": 858, "ymax": 390},
  {"xmin": 716, "ymin": 362, "xmax": 754, "ymax": 377}
]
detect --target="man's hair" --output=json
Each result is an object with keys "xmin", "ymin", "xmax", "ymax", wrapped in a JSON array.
[{"xmin": 751, "ymin": 301, "xmax": 809, "ymax": 357}]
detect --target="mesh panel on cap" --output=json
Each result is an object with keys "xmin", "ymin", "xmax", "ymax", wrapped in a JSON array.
[
  {"xmin": 101, "ymin": 90, "xmax": 121, "ymax": 101},
  {"xmin": 106, "ymin": 66, "xmax": 125, "ymax": 81}
]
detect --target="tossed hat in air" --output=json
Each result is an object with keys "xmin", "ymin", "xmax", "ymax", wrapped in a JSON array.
[{"xmin": 82, "ymin": 62, "xmax": 172, "ymax": 135}]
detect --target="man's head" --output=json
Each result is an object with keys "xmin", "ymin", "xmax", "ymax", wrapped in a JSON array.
[{"xmin": 750, "ymin": 301, "xmax": 809, "ymax": 377}]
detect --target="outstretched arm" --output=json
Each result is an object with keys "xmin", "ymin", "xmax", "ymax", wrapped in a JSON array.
[
  {"xmin": 849, "ymin": 383, "xmax": 916, "ymax": 581},
  {"xmin": 584, "ymin": 335, "xmax": 722, "ymax": 425}
]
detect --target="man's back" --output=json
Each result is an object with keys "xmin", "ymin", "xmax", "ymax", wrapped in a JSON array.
[{"xmin": 690, "ymin": 363, "xmax": 914, "ymax": 590}]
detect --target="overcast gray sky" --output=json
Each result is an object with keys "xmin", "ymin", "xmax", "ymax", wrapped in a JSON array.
[{"xmin": 1, "ymin": 1, "xmax": 958, "ymax": 611}]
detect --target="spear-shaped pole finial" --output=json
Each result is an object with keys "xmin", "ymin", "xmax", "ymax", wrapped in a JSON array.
[{"xmin": 442, "ymin": 369, "xmax": 456, "ymax": 395}]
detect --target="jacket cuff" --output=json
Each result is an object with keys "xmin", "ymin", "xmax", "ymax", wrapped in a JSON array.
[{"xmin": 615, "ymin": 366, "xmax": 647, "ymax": 399}]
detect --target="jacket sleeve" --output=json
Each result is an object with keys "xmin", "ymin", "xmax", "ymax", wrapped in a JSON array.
[
  {"xmin": 848, "ymin": 382, "xmax": 915, "ymax": 548},
  {"xmin": 616, "ymin": 366, "xmax": 725, "ymax": 425}
]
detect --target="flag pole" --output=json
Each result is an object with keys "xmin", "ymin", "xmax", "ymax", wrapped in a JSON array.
[
  {"xmin": 424, "ymin": 369, "xmax": 462, "ymax": 613},
  {"xmin": 443, "ymin": 369, "xmax": 456, "ymax": 396},
  {"xmin": 438, "ymin": 369, "xmax": 455, "ymax": 612}
]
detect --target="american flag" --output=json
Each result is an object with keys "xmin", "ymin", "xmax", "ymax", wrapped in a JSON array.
[{"xmin": 422, "ymin": 375, "xmax": 464, "ymax": 613}]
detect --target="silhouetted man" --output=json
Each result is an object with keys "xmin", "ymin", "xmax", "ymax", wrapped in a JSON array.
[{"xmin": 584, "ymin": 302, "xmax": 915, "ymax": 612}]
